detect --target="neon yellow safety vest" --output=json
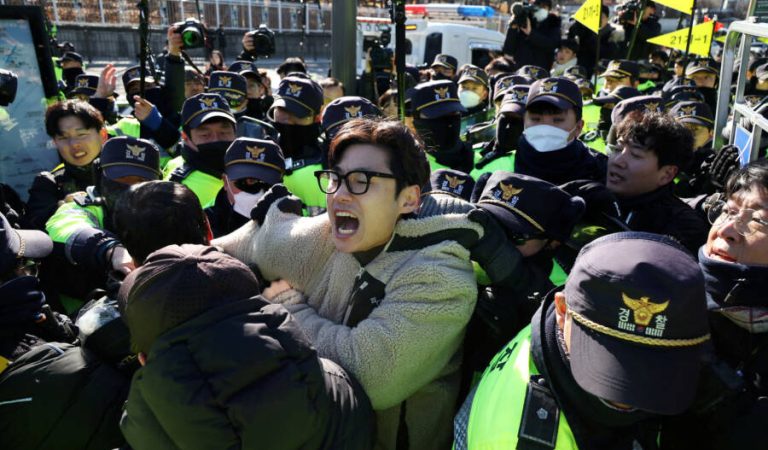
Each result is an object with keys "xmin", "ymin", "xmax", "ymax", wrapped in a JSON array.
[
  {"xmin": 283, "ymin": 163, "xmax": 326, "ymax": 216},
  {"xmin": 163, "ymin": 156, "xmax": 223, "ymax": 207},
  {"xmin": 45, "ymin": 199, "xmax": 106, "ymax": 314},
  {"xmin": 581, "ymin": 103, "xmax": 600, "ymax": 134},
  {"xmin": 457, "ymin": 326, "xmax": 578, "ymax": 449}
]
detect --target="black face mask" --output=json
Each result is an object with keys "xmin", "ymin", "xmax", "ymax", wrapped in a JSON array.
[
  {"xmin": 244, "ymin": 98, "xmax": 267, "ymax": 119},
  {"xmin": 272, "ymin": 122, "xmax": 320, "ymax": 158},
  {"xmin": 100, "ymin": 177, "xmax": 132, "ymax": 211},
  {"xmin": 63, "ymin": 67, "xmax": 84, "ymax": 88},
  {"xmin": 496, "ymin": 116, "xmax": 524, "ymax": 152},
  {"xmin": 194, "ymin": 141, "xmax": 231, "ymax": 174},
  {"xmin": 414, "ymin": 115, "xmax": 462, "ymax": 154}
]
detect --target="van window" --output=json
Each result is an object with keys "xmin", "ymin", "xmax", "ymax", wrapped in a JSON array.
[
  {"xmin": 471, "ymin": 48, "xmax": 494, "ymax": 69},
  {"xmin": 424, "ymin": 32, "xmax": 443, "ymax": 65}
]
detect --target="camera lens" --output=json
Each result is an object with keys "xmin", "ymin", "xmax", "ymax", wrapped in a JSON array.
[{"xmin": 182, "ymin": 27, "xmax": 203, "ymax": 48}]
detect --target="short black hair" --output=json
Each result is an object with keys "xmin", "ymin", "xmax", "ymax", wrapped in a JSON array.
[
  {"xmin": 328, "ymin": 118, "xmax": 430, "ymax": 196},
  {"xmin": 526, "ymin": 101, "xmax": 582, "ymax": 122},
  {"xmin": 277, "ymin": 57, "xmax": 307, "ymax": 76},
  {"xmin": 616, "ymin": 111, "xmax": 694, "ymax": 169},
  {"xmin": 113, "ymin": 181, "xmax": 209, "ymax": 265},
  {"xmin": 45, "ymin": 100, "xmax": 104, "ymax": 137},
  {"xmin": 484, "ymin": 56, "xmax": 515, "ymax": 75},
  {"xmin": 726, "ymin": 159, "xmax": 768, "ymax": 198}
]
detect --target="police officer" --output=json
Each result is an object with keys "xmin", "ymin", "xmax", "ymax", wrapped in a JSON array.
[
  {"xmin": 457, "ymin": 65, "xmax": 493, "ymax": 134},
  {"xmin": 465, "ymin": 172, "xmax": 585, "ymax": 373},
  {"xmin": 58, "ymin": 51, "xmax": 85, "ymax": 96},
  {"xmin": 410, "ymin": 80, "xmax": 475, "ymax": 173},
  {"xmin": 455, "ymin": 232, "xmax": 711, "ymax": 450},
  {"xmin": 228, "ymin": 60, "xmax": 273, "ymax": 120},
  {"xmin": 669, "ymin": 100, "xmax": 716, "ymax": 197},
  {"xmin": 430, "ymin": 54, "xmax": 459, "ymax": 81},
  {"xmin": 164, "ymin": 92, "xmax": 236, "ymax": 207},
  {"xmin": 205, "ymin": 138, "xmax": 285, "ymax": 237},
  {"xmin": 268, "ymin": 75, "xmax": 326, "ymax": 215},
  {"xmin": 599, "ymin": 60, "xmax": 641, "ymax": 95},
  {"xmin": 464, "ymin": 75, "xmax": 529, "ymax": 147},
  {"xmin": 45, "ymin": 136, "xmax": 160, "ymax": 312},
  {"xmin": 515, "ymin": 77, "xmax": 606, "ymax": 185},
  {"xmin": 471, "ymin": 86, "xmax": 529, "ymax": 179},
  {"xmin": 320, "ymin": 96, "xmax": 382, "ymax": 159},
  {"xmin": 208, "ymin": 71, "xmax": 277, "ymax": 141},
  {"xmin": 592, "ymin": 85, "xmax": 640, "ymax": 144},
  {"xmin": 684, "ymin": 58, "xmax": 720, "ymax": 112},
  {"xmin": 68, "ymin": 74, "xmax": 99, "ymax": 102}
]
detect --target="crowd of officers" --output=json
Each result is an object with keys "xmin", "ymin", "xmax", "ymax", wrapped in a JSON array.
[{"xmin": 1, "ymin": 1, "xmax": 768, "ymax": 449}]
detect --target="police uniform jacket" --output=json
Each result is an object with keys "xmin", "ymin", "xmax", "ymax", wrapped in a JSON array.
[
  {"xmin": 216, "ymin": 203, "xmax": 481, "ymax": 450},
  {"xmin": 455, "ymin": 292, "xmax": 662, "ymax": 449}
]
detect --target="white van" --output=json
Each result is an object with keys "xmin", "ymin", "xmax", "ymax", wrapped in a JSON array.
[{"xmin": 357, "ymin": 16, "xmax": 506, "ymax": 74}]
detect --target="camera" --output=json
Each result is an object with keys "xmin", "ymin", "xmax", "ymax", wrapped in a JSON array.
[
  {"xmin": 615, "ymin": 0, "xmax": 642, "ymax": 25},
  {"xmin": 245, "ymin": 25, "xmax": 276, "ymax": 58},
  {"xmin": 173, "ymin": 18, "xmax": 207, "ymax": 50},
  {"xmin": 0, "ymin": 69, "xmax": 18, "ymax": 107},
  {"xmin": 510, "ymin": 2, "xmax": 536, "ymax": 28}
]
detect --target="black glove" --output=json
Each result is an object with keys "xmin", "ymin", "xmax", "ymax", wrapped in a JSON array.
[
  {"xmin": 467, "ymin": 208, "xmax": 525, "ymax": 289},
  {"xmin": 0, "ymin": 276, "xmax": 45, "ymax": 327},
  {"xmin": 250, "ymin": 184, "xmax": 304, "ymax": 226},
  {"xmin": 710, "ymin": 144, "xmax": 740, "ymax": 190},
  {"xmin": 559, "ymin": 179, "xmax": 622, "ymax": 221}
]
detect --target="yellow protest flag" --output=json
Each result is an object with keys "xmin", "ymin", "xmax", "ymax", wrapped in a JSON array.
[
  {"xmin": 647, "ymin": 21, "xmax": 714, "ymax": 57},
  {"xmin": 573, "ymin": 0, "xmax": 601, "ymax": 34},
  {"xmin": 653, "ymin": 0, "xmax": 694, "ymax": 15}
]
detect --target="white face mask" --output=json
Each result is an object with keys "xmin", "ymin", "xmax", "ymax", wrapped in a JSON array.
[
  {"xmin": 523, "ymin": 124, "xmax": 576, "ymax": 152},
  {"xmin": 233, "ymin": 190, "xmax": 266, "ymax": 218},
  {"xmin": 534, "ymin": 7, "xmax": 549, "ymax": 22},
  {"xmin": 459, "ymin": 90, "xmax": 482, "ymax": 108}
]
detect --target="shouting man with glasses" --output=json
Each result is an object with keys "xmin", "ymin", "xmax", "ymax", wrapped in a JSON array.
[
  {"xmin": 605, "ymin": 112, "xmax": 709, "ymax": 254},
  {"xmin": 216, "ymin": 118, "xmax": 486, "ymax": 449}
]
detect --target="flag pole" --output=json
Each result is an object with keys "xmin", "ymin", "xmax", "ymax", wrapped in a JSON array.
[{"xmin": 684, "ymin": 0, "xmax": 698, "ymax": 59}]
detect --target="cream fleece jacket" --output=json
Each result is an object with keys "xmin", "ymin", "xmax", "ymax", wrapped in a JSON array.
[{"xmin": 215, "ymin": 204, "xmax": 481, "ymax": 450}]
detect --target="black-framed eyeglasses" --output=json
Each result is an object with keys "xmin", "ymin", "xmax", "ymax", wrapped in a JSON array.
[
  {"xmin": 707, "ymin": 200, "xmax": 768, "ymax": 237},
  {"xmin": 233, "ymin": 178, "xmax": 271, "ymax": 194},
  {"xmin": 314, "ymin": 170, "xmax": 397, "ymax": 195}
]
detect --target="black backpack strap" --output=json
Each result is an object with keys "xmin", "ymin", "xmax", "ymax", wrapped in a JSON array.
[
  {"xmin": 396, "ymin": 400, "xmax": 409, "ymax": 450},
  {"xmin": 343, "ymin": 270, "xmax": 386, "ymax": 327},
  {"xmin": 169, "ymin": 163, "xmax": 194, "ymax": 183},
  {"xmin": 517, "ymin": 375, "xmax": 560, "ymax": 450}
]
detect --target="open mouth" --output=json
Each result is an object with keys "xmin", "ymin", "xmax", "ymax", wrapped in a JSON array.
[
  {"xmin": 334, "ymin": 211, "xmax": 360, "ymax": 236},
  {"xmin": 73, "ymin": 151, "xmax": 87, "ymax": 159},
  {"xmin": 607, "ymin": 170, "xmax": 625, "ymax": 184},
  {"xmin": 709, "ymin": 247, "xmax": 737, "ymax": 263}
]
